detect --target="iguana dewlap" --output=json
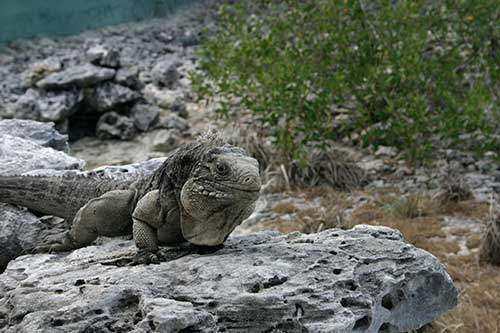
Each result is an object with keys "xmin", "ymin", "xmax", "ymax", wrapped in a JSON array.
[{"xmin": 0, "ymin": 132, "xmax": 261, "ymax": 258}]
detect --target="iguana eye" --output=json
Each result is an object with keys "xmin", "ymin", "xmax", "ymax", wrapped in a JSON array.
[{"xmin": 215, "ymin": 161, "xmax": 228, "ymax": 175}]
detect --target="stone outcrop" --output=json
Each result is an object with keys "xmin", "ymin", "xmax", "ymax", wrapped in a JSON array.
[
  {"xmin": 0, "ymin": 226, "xmax": 457, "ymax": 332},
  {"xmin": 36, "ymin": 64, "xmax": 116, "ymax": 90},
  {"xmin": 131, "ymin": 103, "xmax": 161, "ymax": 132},
  {"xmin": 85, "ymin": 82, "xmax": 139, "ymax": 112},
  {"xmin": 0, "ymin": 135, "xmax": 84, "ymax": 175},
  {"xmin": 151, "ymin": 56, "xmax": 180, "ymax": 89},
  {"xmin": 96, "ymin": 111, "xmax": 137, "ymax": 140},
  {"xmin": 0, "ymin": 1, "xmax": 208, "ymax": 142},
  {"xmin": 9, "ymin": 88, "xmax": 84, "ymax": 122},
  {"xmin": 0, "ymin": 119, "xmax": 68, "ymax": 151},
  {"xmin": 0, "ymin": 204, "xmax": 66, "ymax": 273}
]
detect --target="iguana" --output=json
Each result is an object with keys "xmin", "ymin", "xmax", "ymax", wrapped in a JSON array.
[{"xmin": 0, "ymin": 132, "xmax": 261, "ymax": 261}]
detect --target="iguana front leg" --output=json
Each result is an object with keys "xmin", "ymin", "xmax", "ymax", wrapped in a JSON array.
[
  {"xmin": 132, "ymin": 190, "xmax": 164, "ymax": 263},
  {"xmin": 36, "ymin": 189, "xmax": 137, "ymax": 253}
]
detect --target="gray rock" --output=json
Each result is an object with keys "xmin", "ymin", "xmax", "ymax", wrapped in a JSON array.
[
  {"xmin": 0, "ymin": 135, "xmax": 84, "ymax": 175},
  {"xmin": 86, "ymin": 45, "xmax": 121, "ymax": 68},
  {"xmin": 171, "ymin": 98, "xmax": 189, "ymax": 118},
  {"xmin": 21, "ymin": 57, "xmax": 62, "ymax": 87},
  {"xmin": 115, "ymin": 66, "xmax": 140, "ymax": 88},
  {"xmin": 476, "ymin": 159, "xmax": 496, "ymax": 173},
  {"xmin": 151, "ymin": 129, "xmax": 182, "ymax": 152},
  {"xmin": 162, "ymin": 113, "xmax": 190, "ymax": 132},
  {"xmin": 5, "ymin": 89, "xmax": 40, "ymax": 120},
  {"xmin": 36, "ymin": 64, "xmax": 115, "ymax": 89},
  {"xmin": 375, "ymin": 145, "xmax": 398, "ymax": 158},
  {"xmin": 131, "ymin": 103, "xmax": 161, "ymax": 132},
  {"xmin": 180, "ymin": 30, "xmax": 200, "ymax": 47},
  {"xmin": 152, "ymin": 57, "xmax": 180, "ymax": 89},
  {"xmin": 143, "ymin": 83, "xmax": 183, "ymax": 108},
  {"xmin": 0, "ymin": 226, "xmax": 457, "ymax": 332},
  {"xmin": 96, "ymin": 111, "xmax": 136, "ymax": 140},
  {"xmin": 39, "ymin": 89, "xmax": 83, "ymax": 122},
  {"xmin": 86, "ymin": 82, "xmax": 139, "ymax": 112},
  {"xmin": 0, "ymin": 119, "xmax": 68, "ymax": 151},
  {"xmin": 0, "ymin": 205, "xmax": 65, "ymax": 273},
  {"xmin": 358, "ymin": 157, "xmax": 386, "ymax": 174},
  {"xmin": 6, "ymin": 88, "xmax": 83, "ymax": 122}
]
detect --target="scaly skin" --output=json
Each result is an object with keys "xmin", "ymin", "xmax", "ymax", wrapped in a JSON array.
[{"xmin": 0, "ymin": 132, "xmax": 261, "ymax": 261}]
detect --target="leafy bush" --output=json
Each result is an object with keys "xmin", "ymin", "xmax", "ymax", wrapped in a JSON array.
[{"xmin": 192, "ymin": 0, "xmax": 499, "ymax": 163}]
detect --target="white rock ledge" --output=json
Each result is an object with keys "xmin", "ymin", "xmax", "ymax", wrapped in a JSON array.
[{"xmin": 0, "ymin": 225, "xmax": 457, "ymax": 332}]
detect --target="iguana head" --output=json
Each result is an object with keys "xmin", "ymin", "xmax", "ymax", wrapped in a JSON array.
[{"xmin": 179, "ymin": 143, "xmax": 261, "ymax": 246}]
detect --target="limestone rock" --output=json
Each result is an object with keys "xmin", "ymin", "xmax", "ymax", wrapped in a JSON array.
[
  {"xmin": 86, "ymin": 45, "xmax": 121, "ymax": 68},
  {"xmin": 36, "ymin": 64, "xmax": 115, "ymax": 89},
  {"xmin": 162, "ymin": 113, "xmax": 190, "ymax": 132},
  {"xmin": 21, "ymin": 57, "xmax": 62, "ymax": 87},
  {"xmin": 152, "ymin": 56, "xmax": 180, "ymax": 89},
  {"xmin": 0, "ymin": 119, "xmax": 68, "ymax": 151},
  {"xmin": 85, "ymin": 82, "xmax": 139, "ymax": 112},
  {"xmin": 0, "ymin": 135, "xmax": 84, "ymax": 175},
  {"xmin": 143, "ymin": 84, "xmax": 183, "ymax": 108},
  {"xmin": 151, "ymin": 129, "xmax": 182, "ymax": 152},
  {"xmin": 171, "ymin": 98, "xmax": 189, "ymax": 118},
  {"xmin": 180, "ymin": 30, "xmax": 201, "ymax": 47},
  {"xmin": 5, "ymin": 89, "xmax": 41, "ymax": 120},
  {"xmin": 375, "ymin": 146, "xmax": 398, "ymax": 158},
  {"xmin": 96, "ymin": 111, "xmax": 136, "ymax": 140},
  {"xmin": 131, "ymin": 103, "xmax": 161, "ymax": 132},
  {"xmin": 39, "ymin": 90, "xmax": 83, "ymax": 122},
  {"xmin": 0, "ymin": 205, "xmax": 65, "ymax": 273},
  {"xmin": 0, "ymin": 226, "xmax": 457, "ymax": 332},
  {"xmin": 115, "ymin": 66, "xmax": 140, "ymax": 89},
  {"xmin": 7, "ymin": 88, "xmax": 83, "ymax": 122}
]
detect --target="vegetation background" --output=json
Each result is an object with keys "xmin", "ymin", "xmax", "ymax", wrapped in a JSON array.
[
  {"xmin": 192, "ymin": 0, "xmax": 499, "ymax": 164},
  {"xmin": 192, "ymin": 0, "xmax": 500, "ymax": 331}
]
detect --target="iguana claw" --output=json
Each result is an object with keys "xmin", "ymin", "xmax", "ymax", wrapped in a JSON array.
[
  {"xmin": 130, "ymin": 250, "xmax": 161, "ymax": 265},
  {"xmin": 34, "ymin": 231, "xmax": 77, "ymax": 253}
]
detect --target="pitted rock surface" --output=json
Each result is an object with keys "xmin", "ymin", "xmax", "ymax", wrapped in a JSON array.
[
  {"xmin": 0, "ymin": 135, "xmax": 84, "ymax": 175},
  {"xmin": 0, "ymin": 226, "xmax": 457, "ymax": 332}
]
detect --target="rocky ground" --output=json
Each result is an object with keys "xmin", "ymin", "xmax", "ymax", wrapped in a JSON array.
[
  {"xmin": 0, "ymin": 0, "xmax": 499, "ymax": 331},
  {"xmin": 0, "ymin": 119, "xmax": 458, "ymax": 332}
]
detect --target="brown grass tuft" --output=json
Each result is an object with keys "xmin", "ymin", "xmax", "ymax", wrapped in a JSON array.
[{"xmin": 479, "ymin": 214, "xmax": 500, "ymax": 266}]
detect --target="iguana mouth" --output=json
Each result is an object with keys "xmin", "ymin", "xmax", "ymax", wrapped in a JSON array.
[
  {"xmin": 200, "ymin": 180, "xmax": 261, "ymax": 193},
  {"xmin": 218, "ymin": 183, "xmax": 260, "ymax": 193}
]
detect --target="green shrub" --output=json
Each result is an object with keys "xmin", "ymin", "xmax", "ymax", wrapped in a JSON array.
[{"xmin": 192, "ymin": 0, "xmax": 499, "ymax": 164}]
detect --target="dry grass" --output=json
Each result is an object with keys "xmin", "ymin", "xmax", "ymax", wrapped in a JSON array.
[
  {"xmin": 432, "ymin": 264, "xmax": 500, "ymax": 333},
  {"xmin": 263, "ymin": 187, "xmax": 354, "ymax": 234},
  {"xmin": 479, "ymin": 214, "xmax": 500, "ymax": 266},
  {"xmin": 227, "ymin": 126, "xmax": 366, "ymax": 192}
]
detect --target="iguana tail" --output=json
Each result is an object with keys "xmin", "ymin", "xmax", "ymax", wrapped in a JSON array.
[{"xmin": 0, "ymin": 175, "xmax": 131, "ymax": 220}]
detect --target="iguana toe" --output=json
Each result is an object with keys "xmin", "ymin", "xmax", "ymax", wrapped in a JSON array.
[
  {"xmin": 35, "ymin": 231, "xmax": 77, "ymax": 253},
  {"xmin": 130, "ymin": 250, "xmax": 161, "ymax": 265}
]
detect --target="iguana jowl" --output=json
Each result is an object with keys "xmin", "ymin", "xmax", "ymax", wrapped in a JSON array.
[{"xmin": 0, "ymin": 132, "xmax": 261, "ymax": 257}]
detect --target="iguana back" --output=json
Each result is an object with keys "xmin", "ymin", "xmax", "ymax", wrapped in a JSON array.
[{"xmin": 0, "ymin": 175, "xmax": 134, "ymax": 221}]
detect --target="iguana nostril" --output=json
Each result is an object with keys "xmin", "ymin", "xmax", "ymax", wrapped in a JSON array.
[{"xmin": 244, "ymin": 177, "xmax": 251, "ymax": 183}]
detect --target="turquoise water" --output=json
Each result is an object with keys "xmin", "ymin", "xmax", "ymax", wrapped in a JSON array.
[{"xmin": 0, "ymin": 0, "xmax": 196, "ymax": 44}]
